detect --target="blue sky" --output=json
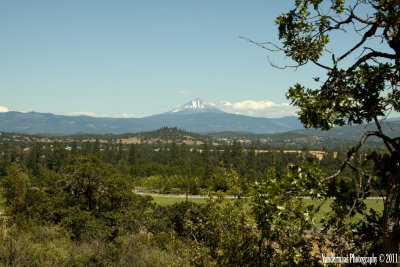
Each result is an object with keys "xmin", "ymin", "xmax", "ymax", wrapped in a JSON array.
[{"xmin": 0, "ymin": 1, "xmax": 388, "ymax": 118}]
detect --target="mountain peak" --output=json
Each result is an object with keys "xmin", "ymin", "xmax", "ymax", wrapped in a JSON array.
[{"xmin": 167, "ymin": 98, "xmax": 224, "ymax": 114}]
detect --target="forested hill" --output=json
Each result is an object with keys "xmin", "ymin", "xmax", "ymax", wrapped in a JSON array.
[
  {"xmin": 291, "ymin": 119, "xmax": 400, "ymax": 141},
  {"xmin": 0, "ymin": 126, "xmax": 370, "ymax": 150},
  {"xmin": 0, "ymin": 111, "xmax": 302, "ymax": 135}
]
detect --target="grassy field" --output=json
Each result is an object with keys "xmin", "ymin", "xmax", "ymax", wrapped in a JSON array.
[
  {"xmin": 305, "ymin": 198, "xmax": 384, "ymax": 225},
  {"xmin": 152, "ymin": 195, "xmax": 383, "ymax": 209},
  {"xmin": 151, "ymin": 195, "xmax": 384, "ymax": 225},
  {"xmin": 151, "ymin": 195, "xmax": 209, "ymax": 206}
]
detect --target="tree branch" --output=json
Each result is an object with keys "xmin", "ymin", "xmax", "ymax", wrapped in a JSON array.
[
  {"xmin": 239, "ymin": 36, "xmax": 284, "ymax": 52},
  {"xmin": 347, "ymin": 50, "xmax": 398, "ymax": 73},
  {"xmin": 324, "ymin": 131, "xmax": 379, "ymax": 181},
  {"xmin": 324, "ymin": 129, "xmax": 399, "ymax": 181},
  {"xmin": 240, "ymin": 36, "xmax": 334, "ymax": 71},
  {"xmin": 326, "ymin": 9, "xmax": 355, "ymax": 30},
  {"xmin": 374, "ymin": 117, "xmax": 393, "ymax": 153},
  {"xmin": 310, "ymin": 59, "xmax": 333, "ymax": 71},
  {"xmin": 267, "ymin": 57, "xmax": 302, "ymax": 70},
  {"xmin": 336, "ymin": 23, "xmax": 378, "ymax": 63},
  {"xmin": 352, "ymin": 13, "xmax": 379, "ymax": 25}
]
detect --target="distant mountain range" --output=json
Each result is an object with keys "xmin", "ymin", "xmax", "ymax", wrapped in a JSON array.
[
  {"xmin": 0, "ymin": 98, "xmax": 303, "ymax": 135},
  {"xmin": 292, "ymin": 120, "xmax": 400, "ymax": 141}
]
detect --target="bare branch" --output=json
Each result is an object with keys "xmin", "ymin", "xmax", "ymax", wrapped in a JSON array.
[
  {"xmin": 239, "ymin": 36, "xmax": 285, "ymax": 52},
  {"xmin": 324, "ymin": 132, "xmax": 373, "ymax": 181},
  {"xmin": 267, "ymin": 57, "xmax": 301, "ymax": 70},
  {"xmin": 344, "ymin": 173, "xmax": 372, "ymax": 227},
  {"xmin": 240, "ymin": 36, "xmax": 334, "ymax": 71},
  {"xmin": 324, "ymin": 131, "xmax": 379, "ymax": 181},
  {"xmin": 326, "ymin": 8, "xmax": 354, "ymax": 30},
  {"xmin": 347, "ymin": 50, "xmax": 398, "ymax": 73},
  {"xmin": 352, "ymin": 13, "xmax": 378, "ymax": 25},
  {"xmin": 324, "ymin": 129, "xmax": 400, "ymax": 181},
  {"xmin": 336, "ymin": 23, "xmax": 378, "ymax": 63},
  {"xmin": 310, "ymin": 59, "xmax": 333, "ymax": 71},
  {"xmin": 374, "ymin": 117, "xmax": 394, "ymax": 153}
]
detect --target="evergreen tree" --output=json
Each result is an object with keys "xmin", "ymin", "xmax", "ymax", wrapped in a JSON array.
[
  {"xmin": 2, "ymin": 163, "xmax": 30, "ymax": 217},
  {"xmin": 128, "ymin": 144, "xmax": 137, "ymax": 165}
]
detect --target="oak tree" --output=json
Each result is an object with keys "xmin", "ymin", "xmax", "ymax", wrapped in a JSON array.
[{"xmin": 248, "ymin": 0, "xmax": 400, "ymax": 256}]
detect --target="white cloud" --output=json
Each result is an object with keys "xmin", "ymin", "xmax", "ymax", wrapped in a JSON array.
[
  {"xmin": 223, "ymin": 100, "xmax": 289, "ymax": 110},
  {"xmin": 69, "ymin": 111, "xmax": 97, "ymax": 117},
  {"xmin": 0, "ymin": 106, "xmax": 9, "ymax": 112},
  {"xmin": 218, "ymin": 100, "xmax": 297, "ymax": 118},
  {"xmin": 62, "ymin": 111, "xmax": 140, "ymax": 118},
  {"xmin": 119, "ymin": 113, "xmax": 137, "ymax": 118}
]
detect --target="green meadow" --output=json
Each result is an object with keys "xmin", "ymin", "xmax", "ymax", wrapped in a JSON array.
[{"xmin": 151, "ymin": 195, "xmax": 384, "ymax": 225}]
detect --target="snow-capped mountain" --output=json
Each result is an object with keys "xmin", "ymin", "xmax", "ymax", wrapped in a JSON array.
[
  {"xmin": 167, "ymin": 98, "xmax": 224, "ymax": 114},
  {"xmin": 0, "ymin": 98, "xmax": 303, "ymax": 134}
]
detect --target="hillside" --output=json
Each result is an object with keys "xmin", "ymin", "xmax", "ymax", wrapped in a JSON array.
[{"xmin": 292, "ymin": 119, "xmax": 400, "ymax": 141}]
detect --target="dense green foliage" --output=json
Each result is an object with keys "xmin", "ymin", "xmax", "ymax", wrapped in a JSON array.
[{"xmin": 0, "ymin": 126, "xmax": 388, "ymax": 266}]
